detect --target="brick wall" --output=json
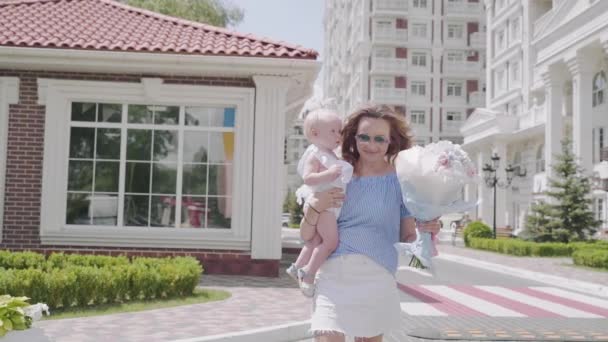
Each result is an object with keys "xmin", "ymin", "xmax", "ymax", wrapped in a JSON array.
[{"xmin": 0, "ymin": 69, "xmax": 279, "ymax": 277}]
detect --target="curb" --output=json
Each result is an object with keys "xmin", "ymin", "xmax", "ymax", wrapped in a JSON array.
[
  {"xmin": 437, "ymin": 253, "xmax": 608, "ymax": 298},
  {"xmin": 168, "ymin": 320, "xmax": 311, "ymax": 342}
]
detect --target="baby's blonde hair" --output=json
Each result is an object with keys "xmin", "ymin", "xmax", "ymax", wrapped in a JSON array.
[{"xmin": 300, "ymin": 98, "xmax": 339, "ymax": 140}]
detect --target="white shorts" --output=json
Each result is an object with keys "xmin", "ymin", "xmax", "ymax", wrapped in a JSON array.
[{"xmin": 310, "ymin": 254, "xmax": 401, "ymax": 338}]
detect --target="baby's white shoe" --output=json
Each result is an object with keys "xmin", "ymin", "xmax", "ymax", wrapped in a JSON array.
[
  {"xmin": 297, "ymin": 268, "xmax": 315, "ymax": 297},
  {"xmin": 285, "ymin": 263, "xmax": 298, "ymax": 281}
]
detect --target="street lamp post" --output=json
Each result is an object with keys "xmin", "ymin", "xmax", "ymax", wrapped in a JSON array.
[{"xmin": 482, "ymin": 153, "xmax": 526, "ymax": 239}]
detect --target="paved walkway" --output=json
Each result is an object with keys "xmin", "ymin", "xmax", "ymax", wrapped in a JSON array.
[
  {"xmin": 36, "ymin": 256, "xmax": 311, "ymax": 342},
  {"xmin": 32, "ymin": 240, "xmax": 608, "ymax": 342},
  {"xmin": 437, "ymin": 243, "xmax": 608, "ymax": 286}
]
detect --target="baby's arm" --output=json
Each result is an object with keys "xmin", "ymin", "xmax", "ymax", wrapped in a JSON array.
[{"xmin": 302, "ymin": 155, "xmax": 341, "ymax": 186}]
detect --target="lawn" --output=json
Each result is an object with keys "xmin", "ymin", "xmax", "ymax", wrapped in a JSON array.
[{"xmin": 43, "ymin": 288, "xmax": 230, "ymax": 320}]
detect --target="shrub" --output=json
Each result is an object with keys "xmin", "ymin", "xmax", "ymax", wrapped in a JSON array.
[
  {"xmin": 463, "ymin": 221, "xmax": 493, "ymax": 246},
  {"xmin": 0, "ymin": 252, "xmax": 203, "ymax": 309},
  {"xmin": 572, "ymin": 249, "xmax": 608, "ymax": 269}
]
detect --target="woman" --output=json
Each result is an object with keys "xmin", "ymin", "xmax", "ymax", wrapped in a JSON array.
[{"xmin": 300, "ymin": 104, "xmax": 440, "ymax": 342}]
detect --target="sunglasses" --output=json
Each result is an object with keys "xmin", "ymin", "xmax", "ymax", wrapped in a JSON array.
[{"xmin": 355, "ymin": 134, "xmax": 390, "ymax": 144}]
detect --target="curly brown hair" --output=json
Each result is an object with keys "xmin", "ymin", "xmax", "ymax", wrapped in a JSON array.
[{"xmin": 341, "ymin": 104, "xmax": 413, "ymax": 165}]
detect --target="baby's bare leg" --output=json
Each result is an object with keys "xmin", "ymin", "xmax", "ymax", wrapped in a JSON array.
[
  {"xmin": 302, "ymin": 211, "xmax": 338, "ymax": 283},
  {"xmin": 294, "ymin": 233, "xmax": 321, "ymax": 269},
  {"xmin": 300, "ymin": 203, "xmax": 318, "ymax": 241}
]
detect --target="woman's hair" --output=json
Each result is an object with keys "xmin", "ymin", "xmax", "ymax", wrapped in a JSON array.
[{"xmin": 341, "ymin": 104, "xmax": 412, "ymax": 165}]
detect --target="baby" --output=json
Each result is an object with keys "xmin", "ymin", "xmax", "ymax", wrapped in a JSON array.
[{"xmin": 286, "ymin": 108, "xmax": 353, "ymax": 297}]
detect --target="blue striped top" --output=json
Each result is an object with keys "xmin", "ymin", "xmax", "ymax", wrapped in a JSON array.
[{"xmin": 331, "ymin": 172, "xmax": 410, "ymax": 275}]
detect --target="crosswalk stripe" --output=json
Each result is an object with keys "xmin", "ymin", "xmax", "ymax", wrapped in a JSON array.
[
  {"xmin": 450, "ymin": 285, "xmax": 560, "ymax": 318},
  {"xmin": 398, "ymin": 284, "xmax": 484, "ymax": 316},
  {"xmin": 518, "ymin": 287, "xmax": 608, "ymax": 317},
  {"xmin": 531, "ymin": 287, "xmax": 608, "ymax": 310},
  {"xmin": 421, "ymin": 285, "xmax": 525, "ymax": 317},
  {"xmin": 400, "ymin": 303, "xmax": 448, "ymax": 316},
  {"xmin": 476, "ymin": 286, "xmax": 603, "ymax": 318}
]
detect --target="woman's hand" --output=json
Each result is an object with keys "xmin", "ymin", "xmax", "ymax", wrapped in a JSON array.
[
  {"xmin": 308, "ymin": 187, "xmax": 345, "ymax": 212},
  {"xmin": 418, "ymin": 219, "xmax": 441, "ymax": 235}
]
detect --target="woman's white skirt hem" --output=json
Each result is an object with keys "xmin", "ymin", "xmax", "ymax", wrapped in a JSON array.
[{"xmin": 310, "ymin": 254, "xmax": 401, "ymax": 338}]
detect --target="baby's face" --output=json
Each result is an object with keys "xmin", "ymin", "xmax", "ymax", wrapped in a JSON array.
[{"xmin": 312, "ymin": 112, "xmax": 342, "ymax": 150}]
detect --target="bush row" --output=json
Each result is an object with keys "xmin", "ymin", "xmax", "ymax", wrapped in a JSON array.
[
  {"xmin": 0, "ymin": 251, "xmax": 133, "ymax": 270},
  {"xmin": 572, "ymin": 248, "xmax": 608, "ymax": 270},
  {"xmin": 0, "ymin": 252, "xmax": 203, "ymax": 309},
  {"xmin": 467, "ymin": 238, "xmax": 573, "ymax": 256}
]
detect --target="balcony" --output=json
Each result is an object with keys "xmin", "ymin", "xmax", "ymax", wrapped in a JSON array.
[
  {"xmin": 371, "ymin": 57, "xmax": 408, "ymax": 74},
  {"xmin": 444, "ymin": 60, "xmax": 481, "ymax": 75},
  {"xmin": 372, "ymin": 27, "xmax": 408, "ymax": 43},
  {"xmin": 470, "ymin": 32, "xmax": 486, "ymax": 48},
  {"xmin": 518, "ymin": 104, "xmax": 546, "ymax": 130},
  {"xmin": 467, "ymin": 91, "xmax": 485, "ymax": 107},
  {"xmin": 370, "ymin": 87, "xmax": 407, "ymax": 104},
  {"xmin": 374, "ymin": 0, "xmax": 408, "ymax": 12},
  {"xmin": 445, "ymin": 1, "xmax": 482, "ymax": 16},
  {"xmin": 443, "ymin": 120, "xmax": 464, "ymax": 132}
]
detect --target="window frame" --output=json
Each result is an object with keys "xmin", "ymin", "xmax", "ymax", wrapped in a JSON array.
[
  {"xmin": 447, "ymin": 24, "xmax": 464, "ymax": 40},
  {"xmin": 411, "ymin": 23, "xmax": 428, "ymax": 38},
  {"xmin": 446, "ymin": 81, "xmax": 464, "ymax": 97},
  {"xmin": 410, "ymin": 110, "xmax": 426, "ymax": 125},
  {"xmin": 593, "ymin": 71, "xmax": 606, "ymax": 108},
  {"xmin": 411, "ymin": 52, "xmax": 427, "ymax": 67},
  {"xmin": 413, "ymin": 0, "xmax": 428, "ymax": 9},
  {"xmin": 410, "ymin": 81, "xmax": 427, "ymax": 96},
  {"xmin": 37, "ymin": 78, "xmax": 255, "ymax": 249}
]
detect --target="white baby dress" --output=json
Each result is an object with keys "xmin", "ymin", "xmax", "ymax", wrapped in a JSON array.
[{"xmin": 295, "ymin": 144, "xmax": 353, "ymax": 218}]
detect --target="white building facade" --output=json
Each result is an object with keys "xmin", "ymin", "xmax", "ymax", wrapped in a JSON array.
[
  {"xmin": 323, "ymin": 0, "xmax": 487, "ymax": 146},
  {"xmin": 461, "ymin": 0, "xmax": 608, "ymax": 235}
]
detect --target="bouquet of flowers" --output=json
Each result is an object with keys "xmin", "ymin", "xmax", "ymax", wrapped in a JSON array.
[{"xmin": 394, "ymin": 140, "xmax": 479, "ymax": 273}]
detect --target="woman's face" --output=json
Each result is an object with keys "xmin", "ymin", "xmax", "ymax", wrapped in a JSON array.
[{"xmin": 355, "ymin": 117, "xmax": 391, "ymax": 164}]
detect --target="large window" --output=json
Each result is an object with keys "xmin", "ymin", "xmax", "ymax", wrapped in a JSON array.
[
  {"xmin": 38, "ymin": 79, "xmax": 254, "ymax": 249},
  {"xmin": 593, "ymin": 71, "xmax": 606, "ymax": 107},
  {"xmin": 66, "ymin": 103, "xmax": 235, "ymax": 229}
]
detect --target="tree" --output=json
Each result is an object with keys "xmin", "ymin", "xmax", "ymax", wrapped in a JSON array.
[
  {"xmin": 523, "ymin": 138, "xmax": 601, "ymax": 242},
  {"xmin": 124, "ymin": 0, "xmax": 244, "ymax": 27}
]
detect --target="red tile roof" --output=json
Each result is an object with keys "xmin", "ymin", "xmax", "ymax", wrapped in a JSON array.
[{"xmin": 0, "ymin": 0, "xmax": 318, "ymax": 59}]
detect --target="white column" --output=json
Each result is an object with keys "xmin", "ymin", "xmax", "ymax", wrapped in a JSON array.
[
  {"xmin": 477, "ymin": 150, "xmax": 490, "ymax": 222},
  {"xmin": 0, "ymin": 77, "xmax": 19, "ymax": 243},
  {"xmin": 542, "ymin": 67, "xmax": 565, "ymax": 180},
  {"xmin": 567, "ymin": 54, "xmax": 594, "ymax": 174},
  {"xmin": 251, "ymin": 76, "xmax": 291, "ymax": 260}
]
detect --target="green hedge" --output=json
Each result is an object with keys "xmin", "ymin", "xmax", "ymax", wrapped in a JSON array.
[
  {"xmin": 572, "ymin": 249, "xmax": 608, "ymax": 270},
  {"xmin": 468, "ymin": 238, "xmax": 573, "ymax": 256},
  {"xmin": 463, "ymin": 221, "xmax": 493, "ymax": 246},
  {"xmin": 0, "ymin": 252, "xmax": 203, "ymax": 309}
]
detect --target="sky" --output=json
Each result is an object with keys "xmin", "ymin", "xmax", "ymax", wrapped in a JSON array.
[{"xmin": 228, "ymin": 0, "xmax": 325, "ymax": 95}]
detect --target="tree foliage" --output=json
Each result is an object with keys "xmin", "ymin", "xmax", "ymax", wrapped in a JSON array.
[
  {"xmin": 524, "ymin": 138, "xmax": 601, "ymax": 242},
  {"xmin": 125, "ymin": 0, "xmax": 244, "ymax": 27}
]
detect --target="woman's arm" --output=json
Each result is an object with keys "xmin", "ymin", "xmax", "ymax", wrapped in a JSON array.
[
  {"xmin": 400, "ymin": 217, "xmax": 417, "ymax": 243},
  {"xmin": 300, "ymin": 188, "xmax": 345, "ymax": 241}
]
